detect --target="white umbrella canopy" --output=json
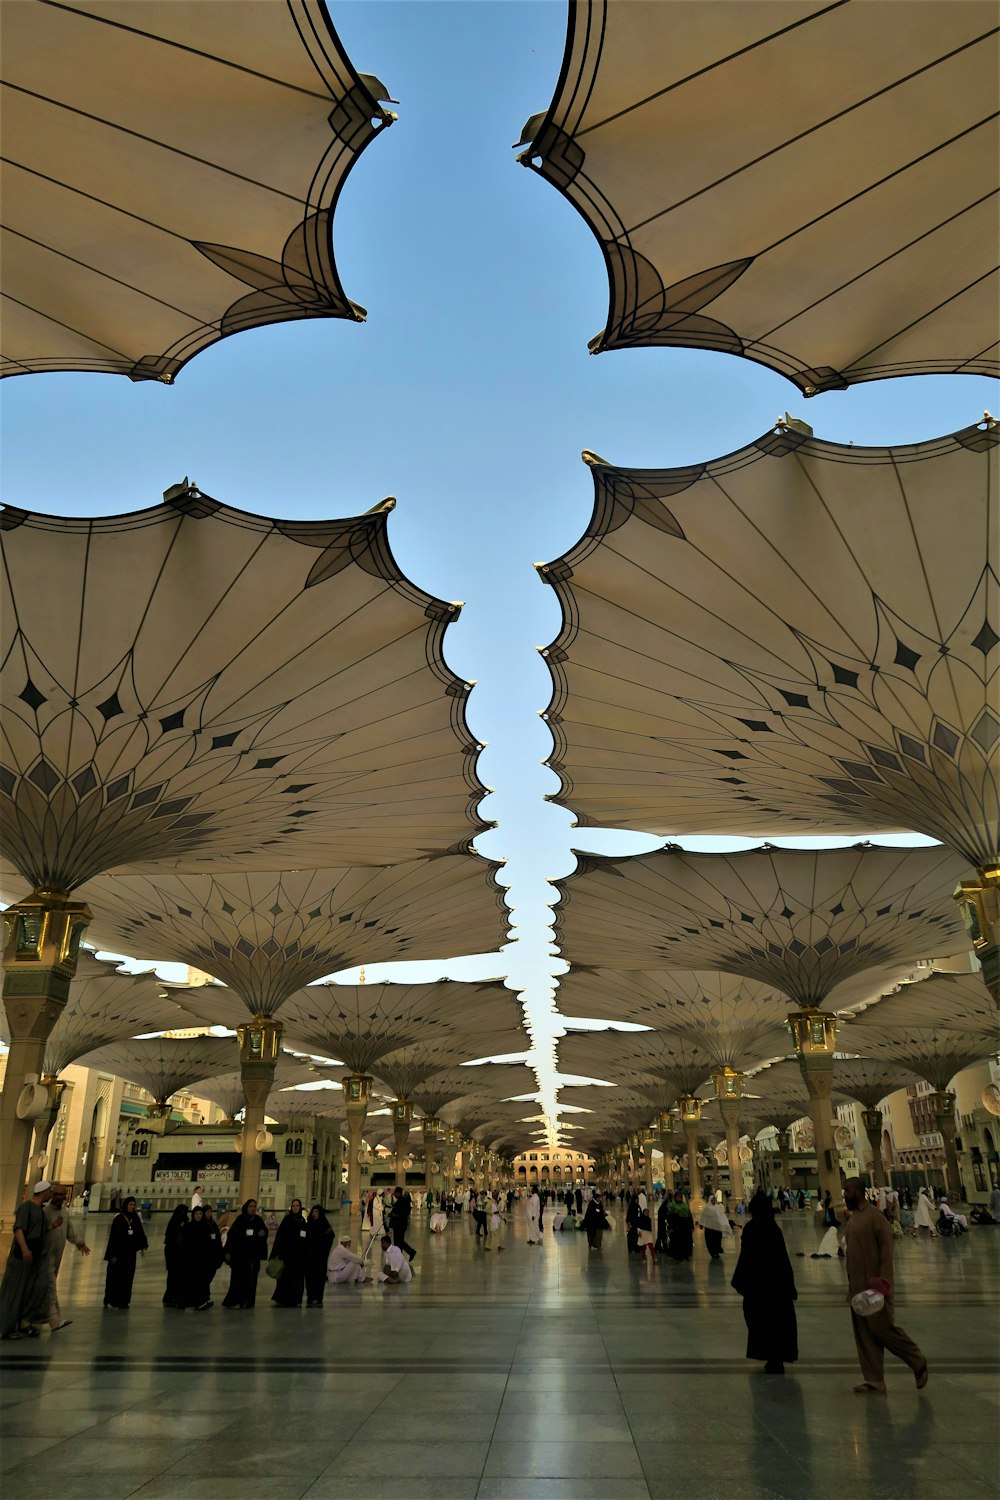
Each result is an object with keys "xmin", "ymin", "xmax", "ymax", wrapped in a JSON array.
[
  {"xmin": 407, "ymin": 1063, "xmax": 539, "ymax": 1121},
  {"xmin": 518, "ymin": 2, "xmax": 998, "ymax": 391},
  {"xmin": 82, "ymin": 857, "xmax": 509, "ymax": 1017},
  {"xmin": 2, "ymin": 0, "xmax": 395, "ymax": 382},
  {"xmin": 175, "ymin": 978, "xmax": 517, "ymax": 1074},
  {"xmin": 0, "ymin": 949, "xmax": 181, "ymax": 1077},
  {"xmin": 77, "ymin": 1034, "xmax": 235, "ymax": 1105},
  {"xmin": 554, "ymin": 967, "xmax": 795, "ymax": 1070},
  {"xmin": 195, "ymin": 1058, "xmax": 321, "ymax": 1121},
  {"xmin": 1, "ymin": 491, "xmax": 489, "ymax": 892},
  {"xmin": 553, "ymin": 844, "xmax": 972, "ymax": 1005},
  {"xmin": 539, "ymin": 421, "xmax": 999, "ymax": 865}
]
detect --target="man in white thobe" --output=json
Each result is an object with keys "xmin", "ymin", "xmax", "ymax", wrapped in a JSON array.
[
  {"xmin": 378, "ymin": 1236, "xmax": 413, "ymax": 1283},
  {"xmin": 526, "ymin": 1188, "xmax": 540, "ymax": 1244},
  {"xmin": 328, "ymin": 1237, "xmax": 371, "ymax": 1285},
  {"xmin": 191, "ymin": 1186, "xmax": 203, "ymax": 1210},
  {"xmin": 44, "ymin": 1188, "xmax": 91, "ymax": 1330}
]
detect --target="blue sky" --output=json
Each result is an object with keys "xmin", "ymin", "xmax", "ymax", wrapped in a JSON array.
[{"xmin": 3, "ymin": 2, "xmax": 997, "ymax": 1138}]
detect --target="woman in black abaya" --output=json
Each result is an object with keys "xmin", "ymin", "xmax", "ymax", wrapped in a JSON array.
[
  {"xmin": 162, "ymin": 1205, "xmax": 189, "ymax": 1307},
  {"xmin": 222, "ymin": 1198, "xmax": 269, "ymax": 1309},
  {"xmin": 304, "ymin": 1205, "xmax": 335, "ymax": 1306},
  {"xmin": 730, "ymin": 1189, "xmax": 798, "ymax": 1374},
  {"xmin": 271, "ymin": 1199, "xmax": 307, "ymax": 1307},
  {"xmin": 180, "ymin": 1205, "xmax": 220, "ymax": 1310},
  {"xmin": 103, "ymin": 1197, "xmax": 148, "ymax": 1308}
]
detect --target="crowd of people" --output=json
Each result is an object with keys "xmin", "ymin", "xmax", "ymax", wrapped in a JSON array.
[{"xmin": 3, "ymin": 1171, "xmax": 993, "ymax": 1396}]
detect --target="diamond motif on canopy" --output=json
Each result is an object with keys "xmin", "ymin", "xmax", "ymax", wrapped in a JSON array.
[
  {"xmin": 553, "ymin": 845, "xmax": 971, "ymax": 1005},
  {"xmin": 178, "ymin": 977, "xmax": 515, "ymax": 1077},
  {"xmin": 539, "ymin": 421, "xmax": 999, "ymax": 865},
  {"xmin": 2, "ymin": 0, "xmax": 395, "ymax": 382},
  {"xmin": 840, "ymin": 971, "xmax": 1000, "ymax": 1091},
  {"xmin": 78, "ymin": 1035, "xmax": 235, "ymax": 1106},
  {"xmin": 558, "ymin": 1030, "xmax": 739, "ymax": 1102},
  {"xmin": 81, "ymin": 859, "xmax": 508, "ymax": 1018},
  {"xmin": 194, "ymin": 1060, "xmax": 323, "ymax": 1122},
  {"xmin": 405, "ymin": 1063, "xmax": 538, "ymax": 1122},
  {"xmin": 0, "ymin": 949, "xmax": 179, "ymax": 1077},
  {"xmin": 830, "ymin": 1057, "xmax": 924, "ymax": 1111},
  {"xmin": 555, "ymin": 968, "xmax": 803, "ymax": 1068},
  {"xmin": 518, "ymin": 3, "xmax": 998, "ymax": 391},
  {"xmin": 1, "ymin": 491, "xmax": 489, "ymax": 891},
  {"xmin": 373, "ymin": 1012, "xmax": 530, "ymax": 1101}
]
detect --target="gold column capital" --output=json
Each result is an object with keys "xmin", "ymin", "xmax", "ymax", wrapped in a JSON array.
[
  {"xmin": 786, "ymin": 1009, "xmax": 837, "ymax": 1056},
  {"xmin": 712, "ymin": 1066, "xmax": 743, "ymax": 1100}
]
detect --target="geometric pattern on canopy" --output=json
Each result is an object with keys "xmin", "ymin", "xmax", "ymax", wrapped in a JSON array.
[
  {"xmin": 81, "ymin": 856, "xmax": 509, "ymax": 1016},
  {"xmin": 839, "ymin": 971, "xmax": 1000, "ymax": 1091},
  {"xmin": 265, "ymin": 1086, "xmax": 349, "ymax": 1125},
  {"xmin": 177, "ymin": 979, "xmax": 517, "ymax": 1075},
  {"xmin": 193, "ymin": 1058, "xmax": 323, "ymax": 1122},
  {"xmin": 443, "ymin": 1095, "xmax": 542, "ymax": 1141},
  {"xmin": 831, "ymin": 1057, "xmax": 924, "ymax": 1111},
  {"xmin": 77, "ymin": 1034, "xmax": 236, "ymax": 1104},
  {"xmin": 373, "ymin": 1011, "xmax": 531, "ymax": 1101},
  {"xmin": 742, "ymin": 1058, "xmax": 848, "ymax": 1128},
  {"xmin": 406, "ymin": 1062, "xmax": 539, "ymax": 1122},
  {"xmin": 517, "ymin": 3, "xmax": 999, "ymax": 392},
  {"xmin": 1, "ymin": 491, "xmax": 488, "ymax": 890},
  {"xmin": 557, "ymin": 1080, "xmax": 667, "ymax": 1141},
  {"xmin": 557, "ymin": 1028, "xmax": 756, "ymax": 1100},
  {"xmin": 0, "ymin": 949, "xmax": 180, "ymax": 1077},
  {"xmin": 2, "ymin": 0, "xmax": 394, "ymax": 382},
  {"xmin": 553, "ymin": 844, "xmax": 972, "ymax": 1004},
  {"xmin": 539, "ymin": 421, "xmax": 1000, "ymax": 863},
  {"xmin": 554, "ymin": 967, "xmax": 798, "ymax": 1068}
]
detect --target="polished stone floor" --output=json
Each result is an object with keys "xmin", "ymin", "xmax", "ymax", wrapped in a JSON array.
[{"xmin": 1, "ymin": 1202, "xmax": 997, "ymax": 1499}]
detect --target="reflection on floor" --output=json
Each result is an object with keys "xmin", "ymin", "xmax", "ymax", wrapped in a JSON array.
[{"xmin": 1, "ymin": 1202, "xmax": 997, "ymax": 1499}]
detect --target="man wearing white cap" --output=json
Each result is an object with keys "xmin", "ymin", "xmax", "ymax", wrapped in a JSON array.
[
  {"xmin": 44, "ymin": 1185, "xmax": 91, "ymax": 1331},
  {"xmin": 0, "ymin": 1181, "xmax": 56, "ymax": 1340},
  {"xmin": 327, "ymin": 1235, "xmax": 372, "ymax": 1285}
]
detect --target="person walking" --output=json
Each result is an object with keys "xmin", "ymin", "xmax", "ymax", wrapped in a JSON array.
[
  {"xmin": 388, "ymin": 1186, "xmax": 417, "ymax": 1262},
  {"xmin": 665, "ymin": 1191, "xmax": 694, "ymax": 1261},
  {"xmin": 526, "ymin": 1187, "xmax": 541, "ymax": 1243},
  {"xmin": 180, "ymin": 1204, "xmax": 219, "ymax": 1310},
  {"xmin": 304, "ymin": 1205, "xmax": 334, "ymax": 1305},
  {"xmin": 636, "ymin": 1200, "xmax": 656, "ymax": 1266},
  {"xmin": 0, "ymin": 1181, "xmax": 56, "ymax": 1340},
  {"xmin": 162, "ymin": 1205, "xmax": 189, "ymax": 1307},
  {"xmin": 270, "ymin": 1199, "xmax": 307, "ymax": 1306},
  {"xmin": 103, "ymin": 1196, "xmax": 148, "ymax": 1308},
  {"xmin": 913, "ymin": 1186, "xmax": 936, "ymax": 1239},
  {"xmin": 222, "ymin": 1198, "xmax": 269, "ymax": 1308},
  {"xmin": 699, "ymin": 1193, "xmax": 733, "ymax": 1261},
  {"xmin": 842, "ymin": 1177, "xmax": 927, "ymax": 1395},
  {"xmin": 730, "ymin": 1189, "xmax": 798, "ymax": 1375},
  {"xmin": 583, "ymin": 1192, "xmax": 610, "ymax": 1250},
  {"xmin": 43, "ymin": 1186, "xmax": 91, "ymax": 1331}
]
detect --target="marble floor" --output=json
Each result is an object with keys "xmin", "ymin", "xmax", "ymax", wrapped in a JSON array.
[{"xmin": 0, "ymin": 1203, "xmax": 997, "ymax": 1500}]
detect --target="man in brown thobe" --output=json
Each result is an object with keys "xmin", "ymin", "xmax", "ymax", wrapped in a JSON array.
[{"xmin": 843, "ymin": 1177, "xmax": 928, "ymax": 1394}]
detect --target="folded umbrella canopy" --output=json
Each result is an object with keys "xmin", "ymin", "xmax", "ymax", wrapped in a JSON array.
[{"xmin": 2, "ymin": 0, "xmax": 394, "ymax": 381}]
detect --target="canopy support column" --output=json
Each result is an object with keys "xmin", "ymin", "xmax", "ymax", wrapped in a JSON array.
[
  {"xmin": 955, "ymin": 870, "xmax": 1000, "ymax": 1006},
  {"xmin": 392, "ymin": 1100, "xmax": 411, "ymax": 1189},
  {"xmin": 1, "ymin": 892, "xmax": 90, "ymax": 1241},
  {"xmin": 714, "ymin": 1069, "xmax": 745, "ymax": 1214},
  {"xmin": 680, "ymin": 1097, "xmax": 704, "ymax": 1214},
  {"xmin": 930, "ymin": 1092, "xmax": 961, "ymax": 1197},
  {"xmin": 237, "ymin": 1016, "xmax": 282, "ymax": 1207},
  {"xmin": 343, "ymin": 1074, "xmax": 372, "ymax": 1218},
  {"xmin": 862, "ymin": 1109, "xmax": 887, "ymax": 1190}
]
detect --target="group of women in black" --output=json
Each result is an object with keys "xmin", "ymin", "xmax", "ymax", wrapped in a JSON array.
[
  {"xmin": 160, "ymin": 1198, "xmax": 334, "ymax": 1310},
  {"xmin": 162, "ymin": 1203, "xmax": 226, "ymax": 1309}
]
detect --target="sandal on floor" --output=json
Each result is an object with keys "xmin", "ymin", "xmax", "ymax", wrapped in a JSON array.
[
  {"xmin": 914, "ymin": 1363, "xmax": 929, "ymax": 1389},
  {"xmin": 1, "ymin": 1331, "xmax": 23, "ymax": 1341},
  {"xmin": 853, "ymin": 1381, "xmax": 886, "ymax": 1394}
]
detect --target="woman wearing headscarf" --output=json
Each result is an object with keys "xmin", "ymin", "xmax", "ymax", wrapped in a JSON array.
[
  {"xmin": 103, "ymin": 1197, "xmax": 148, "ymax": 1309},
  {"xmin": 656, "ymin": 1193, "xmax": 671, "ymax": 1255},
  {"xmin": 270, "ymin": 1199, "xmax": 307, "ymax": 1306},
  {"xmin": 180, "ymin": 1205, "xmax": 221, "ymax": 1310},
  {"xmin": 665, "ymin": 1191, "xmax": 693, "ymax": 1261},
  {"xmin": 625, "ymin": 1191, "xmax": 640, "ymax": 1255},
  {"xmin": 304, "ymin": 1205, "xmax": 335, "ymax": 1306},
  {"xmin": 730, "ymin": 1189, "xmax": 798, "ymax": 1375},
  {"xmin": 162, "ymin": 1205, "xmax": 189, "ymax": 1307},
  {"xmin": 222, "ymin": 1198, "xmax": 269, "ymax": 1308},
  {"xmin": 699, "ymin": 1193, "xmax": 734, "ymax": 1261}
]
